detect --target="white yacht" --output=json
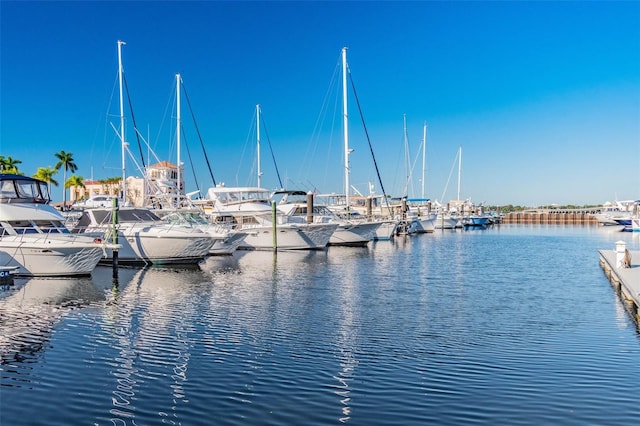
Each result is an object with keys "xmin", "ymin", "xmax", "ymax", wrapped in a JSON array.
[
  {"xmin": 272, "ymin": 190, "xmax": 382, "ymax": 247},
  {"xmin": 0, "ymin": 174, "xmax": 105, "ymax": 276},
  {"xmin": 196, "ymin": 186, "xmax": 337, "ymax": 250},
  {"xmin": 73, "ymin": 206, "xmax": 214, "ymax": 265},
  {"xmin": 159, "ymin": 209, "xmax": 247, "ymax": 255}
]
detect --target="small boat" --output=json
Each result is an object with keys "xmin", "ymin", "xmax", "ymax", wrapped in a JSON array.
[{"xmin": 0, "ymin": 174, "xmax": 106, "ymax": 276}]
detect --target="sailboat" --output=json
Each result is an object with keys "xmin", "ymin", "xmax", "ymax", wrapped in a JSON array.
[
  {"xmin": 308, "ymin": 47, "xmax": 389, "ymax": 245},
  {"xmin": 403, "ymin": 119, "xmax": 436, "ymax": 233},
  {"xmin": 198, "ymin": 104, "xmax": 337, "ymax": 251},
  {"xmin": 74, "ymin": 41, "xmax": 214, "ymax": 265}
]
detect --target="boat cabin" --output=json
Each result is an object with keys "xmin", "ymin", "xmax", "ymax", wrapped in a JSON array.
[{"xmin": 0, "ymin": 174, "xmax": 51, "ymax": 204}]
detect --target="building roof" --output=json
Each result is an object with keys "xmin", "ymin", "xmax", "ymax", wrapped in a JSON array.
[{"xmin": 149, "ymin": 161, "xmax": 177, "ymax": 169}]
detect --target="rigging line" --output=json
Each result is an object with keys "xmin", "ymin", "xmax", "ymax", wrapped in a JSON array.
[
  {"xmin": 237, "ymin": 109, "xmax": 257, "ymax": 187},
  {"xmin": 180, "ymin": 125, "xmax": 201, "ymax": 197},
  {"xmin": 347, "ymin": 68, "xmax": 393, "ymax": 217},
  {"xmin": 259, "ymin": 112, "xmax": 284, "ymax": 189},
  {"xmin": 122, "ymin": 74, "xmax": 147, "ymax": 169},
  {"xmin": 181, "ymin": 80, "xmax": 216, "ymax": 187},
  {"xmin": 439, "ymin": 147, "xmax": 459, "ymax": 203}
]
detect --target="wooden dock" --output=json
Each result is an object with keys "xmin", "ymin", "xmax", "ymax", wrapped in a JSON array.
[{"xmin": 599, "ymin": 249, "xmax": 640, "ymax": 324}]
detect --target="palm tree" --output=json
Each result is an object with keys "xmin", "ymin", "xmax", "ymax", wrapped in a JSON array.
[
  {"xmin": 54, "ymin": 150, "xmax": 78, "ymax": 208},
  {"xmin": 32, "ymin": 167, "xmax": 59, "ymax": 196},
  {"xmin": 0, "ymin": 155, "xmax": 23, "ymax": 174},
  {"xmin": 66, "ymin": 175, "xmax": 85, "ymax": 202}
]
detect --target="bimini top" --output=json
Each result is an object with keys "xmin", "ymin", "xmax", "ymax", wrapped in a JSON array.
[{"xmin": 0, "ymin": 173, "xmax": 51, "ymax": 204}]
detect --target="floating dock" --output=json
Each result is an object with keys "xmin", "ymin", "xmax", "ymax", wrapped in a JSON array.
[{"xmin": 599, "ymin": 245, "xmax": 640, "ymax": 324}]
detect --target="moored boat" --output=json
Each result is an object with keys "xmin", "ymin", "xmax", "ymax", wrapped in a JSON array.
[
  {"xmin": 0, "ymin": 174, "xmax": 106, "ymax": 276},
  {"xmin": 197, "ymin": 186, "xmax": 337, "ymax": 250},
  {"xmin": 72, "ymin": 207, "xmax": 214, "ymax": 265}
]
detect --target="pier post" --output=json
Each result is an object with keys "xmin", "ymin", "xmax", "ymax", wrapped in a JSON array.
[
  {"xmin": 306, "ymin": 192, "xmax": 314, "ymax": 224},
  {"xmin": 272, "ymin": 201, "xmax": 278, "ymax": 251},
  {"xmin": 112, "ymin": 197, "xmax": 119, "ymax": 276},
  {"xmin": 616, "ymin": 241, "xmax": 628, "ymax": 269}
]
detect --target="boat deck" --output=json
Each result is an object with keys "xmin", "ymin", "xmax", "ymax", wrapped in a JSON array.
[{"xmin": 599, "ymin": 249, "xmax": 640, "ymax": 324}]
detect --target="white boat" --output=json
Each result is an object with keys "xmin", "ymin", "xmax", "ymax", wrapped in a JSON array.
[
  {"xmin": 592, "ymin": 200, "xmax": 638, "ymax": 226},
  {"xmin": 434, "ymin": 211, "xmax": 461, "ymax": 229},
  {"xmin": 160, "ymin": 210, "xmax": 247, "ymax": 255},
  {"xmin": 73, "ymin": 206, "xmax": 214, "ymax": 265},
  {"xmin": 406, "ymin": 200, "xmax": 436, "ymax": 233},
  {"xmin": 0, "ymin": 174, "xmax": 105, "ymax": 276},
  {"xmin": 198, "ymin": 186, "xmax": 337, "ymax": 251},
  {"xmin": 272, "ymin": 190, "xmax": 382, "ymax": 247}
]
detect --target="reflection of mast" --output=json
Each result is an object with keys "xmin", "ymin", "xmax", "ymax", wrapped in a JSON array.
[{"xmin": 332, "ymin": 251, "xmax": 359, "ymax": 423}]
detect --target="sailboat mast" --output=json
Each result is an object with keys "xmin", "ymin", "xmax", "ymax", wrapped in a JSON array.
[
  {"xmin": 421, "ymin": 122, "xmax": 427, "ymax": 199},
  {"xmin": 176, "ymin": 73, "xmax": 181, "ymax": 202},
  {"xmin": 403, "ymin": 113, "xmax": 410, "ymax": 196},
  {"xmin": 457, "ymin": 145, "xmax": 462, "ymax": 200},
  {"xmin": 256, "ymin": 104, "xmax": 262, "ymax": 188},
  {"xmin": 117, "ymin": 40, "xmax": 126, "ymax": 202},
  {"xmin": 342, "ymin": 47, "xmax": 350, "ymax": 216}
]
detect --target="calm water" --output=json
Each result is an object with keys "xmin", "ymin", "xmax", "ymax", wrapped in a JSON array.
[{"xmin": 1, "ymin": 226, "xmax": 639, "ymax": 425}]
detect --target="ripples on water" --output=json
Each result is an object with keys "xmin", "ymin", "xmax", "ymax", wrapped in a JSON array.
[{"xmin": 1, "ymin": 226, "xmax": 639, "ymax": 425}]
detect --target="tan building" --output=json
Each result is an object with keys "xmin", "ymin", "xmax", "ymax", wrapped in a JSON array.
[{"xmin": 69, "ymin": 161, "xmax": 183, "ymax": 207}]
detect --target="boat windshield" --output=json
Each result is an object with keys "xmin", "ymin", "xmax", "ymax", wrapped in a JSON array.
[{"xmin": 0, "ymin": 177, "xmax": 50, "ymax": 203}]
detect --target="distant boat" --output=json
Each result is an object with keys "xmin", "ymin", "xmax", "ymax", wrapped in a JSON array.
[
  {"xmin": 272, "ymin": 190, "xmax": 382, "ymax": 247},
  {"xmin": 0, "ymin": 174, "xmax": 105, "ymax": 276},
  {"xmin": 197, "ymin": 186, "xmax": 337, "ymax": 251}
]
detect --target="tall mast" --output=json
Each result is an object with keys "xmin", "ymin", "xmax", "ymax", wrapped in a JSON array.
[
  {"xmin": 457, "ymin": 145, "xmax": 462, "ymax": 200},
  {"xmin": 117, "ymin": 40, "xmax": 126, "ymax": 202},
  {"xmin": 421, "ymin": 121, "xmax": 427, "ymax": 199},
  {"xmin": 176, "ymin": 73, "xmax": 181, "ymax": 202},
  {"xmin": 256, "ymin": 104, "xmax": 262, "ymax": 188},
  {"xmin": 342, "ymin": 47, "xmax": 350, "ymax": 216},
  {"xmin": 403, "ymin": 113, "xmax": 409, "ymax": 196}
]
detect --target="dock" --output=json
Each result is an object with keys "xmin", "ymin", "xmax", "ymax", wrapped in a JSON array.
[
  {"xmin": 599, "ymin": 246, "xmax": 640, "ymax": 324},
  {"xmin": 503, "ymin": 209, "xmax": 599, "ymax": 225}
]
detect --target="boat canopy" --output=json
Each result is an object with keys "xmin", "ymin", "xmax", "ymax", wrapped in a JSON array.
[{"xmin": 0, "ymin": 174, "xmax": 51, "ymax": 204}]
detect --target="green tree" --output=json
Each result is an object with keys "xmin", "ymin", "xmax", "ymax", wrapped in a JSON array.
[
  {"xmin": 54, "ymin": 150, "xmax": 78, "ymax": 208},
  {"xmin": 32, "ymin": 166, "xmax": 59, "ymax": 195},
  {"xmin": 66, "ymin": 175, "xmax": 85, "ymax": 202},
  {"xmin": 0, "ymin": 155, "xmax": 22, "ymax": 174}
]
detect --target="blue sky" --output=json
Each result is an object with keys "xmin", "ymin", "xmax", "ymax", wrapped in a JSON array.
[{"xmin": 1, "ymin": 0, "xmax": 639, "ymax": 206}]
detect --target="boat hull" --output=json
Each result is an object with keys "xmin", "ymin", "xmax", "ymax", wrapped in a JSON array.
[
  {"xmin": 329, "ymin": 221, "xmax": 382, "ymax": 246},
  {"xmin": 239, "ymin": 223, "xmax": 337, "ymax": 251},
  {"xmin": 0, "ymin": 236, "xmax": 104, "ymax": 276},
  {"xmin": 95, "ymin": 230, "xmax": 213, "ymax": 265}
]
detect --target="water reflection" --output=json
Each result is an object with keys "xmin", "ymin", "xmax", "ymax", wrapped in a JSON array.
[
  {"xmin": 97, "ymin": 266, "xmax": 207, "ymax": 425},
  {"xmin": 0, "ymin": 274, "xmax": 111, "ymax": 366}
]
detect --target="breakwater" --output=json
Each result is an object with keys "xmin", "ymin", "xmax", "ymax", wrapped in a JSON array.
[{"xmin": 502, "ymin": 209, "xmax": 599, "ymax": 225}]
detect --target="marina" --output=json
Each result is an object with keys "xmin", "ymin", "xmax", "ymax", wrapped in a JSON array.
[{"xmin": 1, "ymin": 225, "xmax": 639, "ymax": 425}]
